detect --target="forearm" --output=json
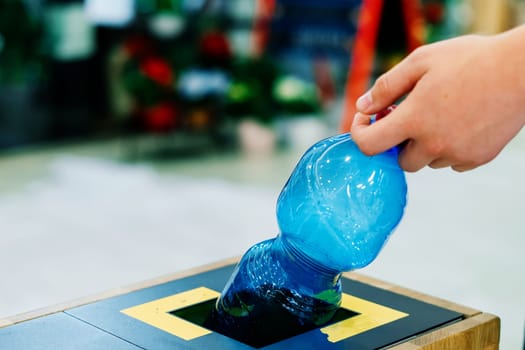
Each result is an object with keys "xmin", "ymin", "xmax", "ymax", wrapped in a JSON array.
[{"xmin": 492, "ymin": 25, "xmax": 525, "ymax": 126}]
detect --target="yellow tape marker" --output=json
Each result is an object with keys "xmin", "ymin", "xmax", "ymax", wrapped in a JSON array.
[
  {"xmin": 321, "ymin": 293, "xmax": 409, "ymax": 343},
  {"xmin": 121, "ymin": 286, "xmax": 220, "ymax": 341}
]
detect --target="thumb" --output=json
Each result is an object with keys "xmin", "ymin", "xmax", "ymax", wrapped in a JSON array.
[
  {"xmin": 356, "ymin": 51, "xmax": 427, "ymax": 114},
  {"xmin": 351, "ymin": 107, "xmax": 409, "ymax": 156}
]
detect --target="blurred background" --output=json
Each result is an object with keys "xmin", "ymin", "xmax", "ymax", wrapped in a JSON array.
[{"xmin": 0, "ymin": 0, "xmax": 523, "ymax": 348}]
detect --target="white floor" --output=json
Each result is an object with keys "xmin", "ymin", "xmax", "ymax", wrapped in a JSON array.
[{"xmin": 0, "ymin": 129, "xmax": 523, "ymax": 349}]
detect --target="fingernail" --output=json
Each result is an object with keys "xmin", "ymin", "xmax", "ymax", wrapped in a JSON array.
[
  {"xmin": 356, "ymin": 91, "xmax": 372, "ymax": 111},
  {"xmin": 352, "ymin": 112, "xmax": 371, "ymax": 128}
]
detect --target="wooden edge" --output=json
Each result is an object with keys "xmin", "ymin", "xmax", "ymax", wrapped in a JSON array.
[
  {"xmin": 0, "ymin": 257, "xmax": 240, "ymax": 328},
  {"xmin": 390, "ymin": 312, "xmax": 500, "ymax": 350},
  {"xmin": 0, "ymin": 319, "xmax": 14, "ymax": 328},
  {"xmin": 344, "ymin": 272, "xmax": 481, "ymax": 317}
]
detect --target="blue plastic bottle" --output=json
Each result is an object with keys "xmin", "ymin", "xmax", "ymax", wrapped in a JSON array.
[{"xmin": 209, "ymin": 132, "xmax": 407, "ymax": 346}]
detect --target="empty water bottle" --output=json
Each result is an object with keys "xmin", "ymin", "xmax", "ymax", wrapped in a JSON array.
[{"xmin": 208, "ymin": 126, "xmax": 407, "ymax": 346}]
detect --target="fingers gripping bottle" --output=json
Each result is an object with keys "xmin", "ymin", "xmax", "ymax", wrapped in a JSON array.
[{"xmin": 210, "ymin": 132, "xmax": 407, "ymax": 346}]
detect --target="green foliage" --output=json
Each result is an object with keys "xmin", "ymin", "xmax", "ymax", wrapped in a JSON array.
[{"xmin": 0, "ymin": 0, "xmax": 44, "ymax": 84}]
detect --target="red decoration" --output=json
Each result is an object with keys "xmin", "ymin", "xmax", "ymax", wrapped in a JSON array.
[
  {"xmin": 252, "ymin": 0, "xmax": 276, "ymax": 57},
  {"xmin": 124, "ymin": 35, "xmax": 154, "ymax": 58},
  {"xmin": 143, "ymin": 103, "xmax": 178, "ymax": 132},
  {"xmin": 424, "ymin": 2, "xmax": 445, "ymax": 25},
  {"xmin": 199, "ymin": 31, "xmax": 232, "ymax": 60},
  {"xmin": 313, "ymin": 58, "xmax": 337, "ymax": 107},
  {"xmin": 139, "ymin": 56, "xmax": 174, "ymax": 87}
]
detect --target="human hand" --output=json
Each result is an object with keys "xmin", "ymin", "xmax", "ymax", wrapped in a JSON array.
[{"xmin": 351, "ymin": 26, "xmax": 525, "ymax": 172}]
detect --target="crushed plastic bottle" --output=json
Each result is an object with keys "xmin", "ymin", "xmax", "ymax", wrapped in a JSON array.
[{"xmin": 208, "ymin": 131, "xmax": 407, "ymax": 346}]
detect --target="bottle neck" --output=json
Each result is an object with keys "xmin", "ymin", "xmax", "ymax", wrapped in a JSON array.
[{"xmin": 274, "ymin": 234, "xmax": 342, "ymax": 281}]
